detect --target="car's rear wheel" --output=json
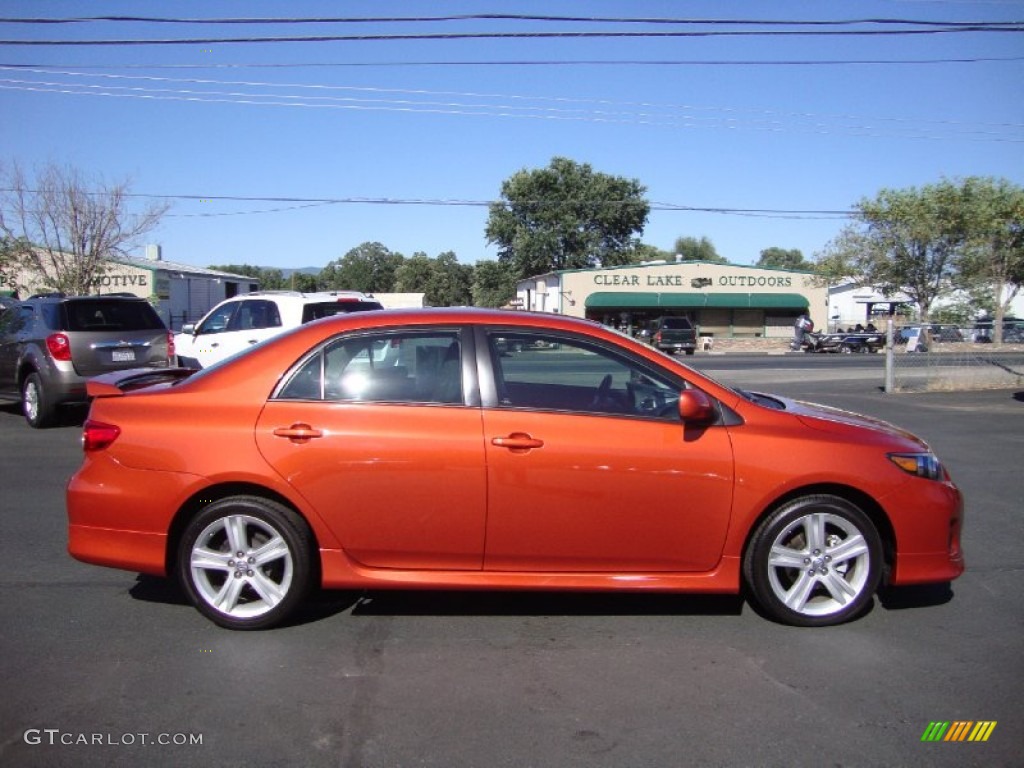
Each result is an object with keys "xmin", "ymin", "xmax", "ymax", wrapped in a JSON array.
[
  {"xmin": 178, "ymin": 496, "xmax": 315, "ymax": 630},
  {"xmin": 22, "ymin": 372, "xmax": 55, "ymax": 429},
  {"xmin": 743, "ymin": 495, "xmax": 882, "ymax": 627}
]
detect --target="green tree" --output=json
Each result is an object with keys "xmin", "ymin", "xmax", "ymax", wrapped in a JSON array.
[
  {"xmin": 0, "ymin": 162, "xmax": 169, "ymax": 295},
  {"xmin": 673, "ymin": 236, "xmax": 727, "ymax": 263},
  {"xmin": 290, "ymin": 271, "xmax": 320, "ymax": 292},
  {"xmin": 425, "ymin": 251, "xmax": 473, "ymax": 306},
  {"xmin": 321, "ymin": 242, "xmax": 404, "ymax": 293},
  {"xmin": 393, "ymin": 252, "xmax": 436, "ymax": 293},
  {"xmin": 472, "ymin": 259, "xmax": 518, "ymax": 308},
  {"xmin": 207, "ymin": 264, "xmax": 287, "ymax": 290},
  {"xmin": 485, "ymin": 157, "xmax": 649, "ymax": 279},
  {"xmin": 816, "ymin": 181, "xmax": 971, "ymax": 321},
  {"xmin": 630, "ymin": 243, "xmax": 673, "ymax": 264},
  {"xmin": 954, "ymin": 177, "xmax": 1024, "ymax": 342},
  {"xmin": 1, "ymin": 236, "xmax": 24, "ymax": 294},
  {"xmin": 757, "ymin": 247, "xmax": 809, "ymax": 270}
]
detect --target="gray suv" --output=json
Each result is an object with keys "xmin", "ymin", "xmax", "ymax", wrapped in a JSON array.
[{"xmin": 0, "ymin": 295, "xmax": 172, "ymax": 427}]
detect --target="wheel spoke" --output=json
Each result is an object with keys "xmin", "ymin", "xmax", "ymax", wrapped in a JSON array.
[
  {"xmin": 783, "ymin": 570, "xmax": 818, "ymax": 612},
  {"xmin": 250, "ymin": 535, "xmax": 289, "ymax": 566},
  {"xmin": 223, "ymin": 515, "xmax": 249, "ymax": 554},
  {"xmin": 827, "ymin": 534, "xmax": 868, "ymax": 565},
  {"xmin": 212, "ymin": 575, "xmax": 247, "ymax": 612},
  {"xmin": 804, "ymin": 513, "xmax": 828, "ymax": 552},
  {"xmin": 820, "ymin": 569, "xmax": 858, "ymax": 604},
  {"xmin": 769, "ymin": 544, "xmax": 808, "ymax": 569},
  {"xmin": 248, "ymin": 570, "xmax": 286, "ymax": 607},
  {"xmin": 191, "ymin": 546, "xmax": 233, "ymax": 571}
]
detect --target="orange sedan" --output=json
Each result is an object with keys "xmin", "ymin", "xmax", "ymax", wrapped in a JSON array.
[{"xmin": 66, "ymin": 308, "xmax": 963, "ymax": 629}]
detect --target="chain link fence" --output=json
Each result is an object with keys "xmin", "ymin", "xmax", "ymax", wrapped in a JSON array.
[{"xmin": 884, "ymin": 325, "xmax": 1024, "ymax": 392}]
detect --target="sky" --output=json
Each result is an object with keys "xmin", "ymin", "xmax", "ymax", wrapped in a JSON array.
[{"xmin": 1, "ymin": 1, "xmax": 1022, "ymax": 273}]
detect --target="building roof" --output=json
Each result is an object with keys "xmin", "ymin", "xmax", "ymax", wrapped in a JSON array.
[{"xmin": 116, "ymin": 255, "xmax": 257, "ymax": 281}]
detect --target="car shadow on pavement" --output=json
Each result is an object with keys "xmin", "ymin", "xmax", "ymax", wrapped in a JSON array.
[
  {"xmin": 348, "ymin": 590, "xmax": 745, "ymax": 618},
  {"xmin": 877, "ymin": 582, "xmax": 954, "ymax": 610}
]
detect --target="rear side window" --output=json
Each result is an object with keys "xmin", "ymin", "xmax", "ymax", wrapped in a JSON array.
[
  {"xmin": 278, "ymin": 330, "xmax": 462, "ymax": 404},
  {"xmin": 63, "ymin": 300, "xmax": 165, "ymax": 331},
  {"xmin": 301, "ymin": 301, "xmax": 384, "ymax": 323},
  {"xmin": 234, "ymin": 299, "xmax": 282, "ymax": 330}
]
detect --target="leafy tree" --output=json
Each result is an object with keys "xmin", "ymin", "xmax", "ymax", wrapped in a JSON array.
[
  {"xmin": 290, "ymin": 271, "xmax": 320, "ymax": 292},
  {"xmin": 954, "ymin": 177, "xmax": 1024, "ymax": 342},
  {"xmin": 816, "ymin": 181, "xmax": 971, "ymax": 321},
  {"xmin": 757, "ymin": 247, "xmax": 809, "ymax": 270},
  {"xmin": 630, "ymin": 243, "xmax": 674, "ymax": 264},
  {"xmin": 393, "ymin": 252, "xmax": 436, "ymax": 293},
  {"xmin": 485, "ymin": 157, "xmax": 649, "ymax": 279},
  {"xmin": 673, "ymin": 236, "xmax": 727, "ymax": 263},
  {"xmin": 0, "ymin": 162, "xmax": 169, "ymax": 295},
  {"xmin": 1, "ymin": 236, "xmax": 23, "ymax": 294},
  {"xmin": 321, "ymin": 242, "xmax": 403, "ymax": 293},
  {"xmin": 425, "ymin": 251, "xmax": 473, "ymax": 306},
  {"xmin": 472, "ymin": 259, "xmax": 518, "ymax": 308},
  {"xmin": 207, "ymin": 264, "xmax": 287, "ymax": 290}
]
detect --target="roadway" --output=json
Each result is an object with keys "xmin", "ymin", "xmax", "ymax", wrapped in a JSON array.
[{"xmin": 0, "ymin": 358, "xmax": 1020, "ymax": 767}]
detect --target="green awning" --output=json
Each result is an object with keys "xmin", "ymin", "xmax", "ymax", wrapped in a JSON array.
[
  {"xmin": 585, "ymin": 292, "xmax": 661, "ymax": 309},
  {"xmin": 585, "ymin": 291, "xmax": 808, "ymax": 310}
]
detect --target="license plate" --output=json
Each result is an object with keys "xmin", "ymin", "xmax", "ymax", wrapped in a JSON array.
[{"xmin": 112, "ymin": 349, "xmax": 136, "ymax": 362}]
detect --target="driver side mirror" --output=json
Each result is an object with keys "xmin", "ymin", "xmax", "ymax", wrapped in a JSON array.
[
  {"xmin": 678, "ymin": 389, "xmax": 716, "ymax": 425},
  {"xmin": 181, "ymin": 323, "xmax": 196, "ymax": 335}
]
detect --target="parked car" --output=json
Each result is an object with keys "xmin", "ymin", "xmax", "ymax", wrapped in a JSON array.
[
  {"xmin": 174, "ymin": 290, "xmax": 383, "ymax": 369},
  {"xmin": 648, "ymin": 316, "xmax": 697, "ymax": 355},
  {"xmin": 67, "ymin": 308, "xmax": 963, "ymax": 630},
  {"xmin": 894, "ymin": 324, "xmax": 964, "ymax": 346},
  {"xmin": 0, "ymin": 294, "xmax": 172, "ymax": 428},
  {"xmin": 972, "ymin": 318, "xmax": 1024, "ymax": 343}
]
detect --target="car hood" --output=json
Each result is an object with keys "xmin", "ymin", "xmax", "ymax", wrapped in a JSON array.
[{"xmin": 754, "ymin": 393, "xmax": 930, "ymax": 450}]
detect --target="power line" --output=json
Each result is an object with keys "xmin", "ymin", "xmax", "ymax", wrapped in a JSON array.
[
  {"xmin": 0, "ymin": 14, "xmax": 1019, "ymax": 27},
  {"xmin": 2, "ymin": 26, "xmax": 1023, "ymax": 46},
  {"xmin": 5, "ymin": 55, "xmax": 1023, "ymax": 69},
  {"xmin": 1, "ymin": 187, "xmax": 857, "ymax": 220},
  {"xmin": 5, "ymin": 66, "xmax": 1020, "ymax": 133}
]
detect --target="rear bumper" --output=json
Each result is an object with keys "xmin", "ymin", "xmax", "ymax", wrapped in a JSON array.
[{"xmin": 68, "ymin": 525, "xmax": 168, "ymax": 577}]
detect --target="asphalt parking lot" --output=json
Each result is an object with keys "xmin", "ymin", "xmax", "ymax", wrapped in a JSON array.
[{"xmin": 0, "ymin": 366, "xmax": 1021, "ymax": 768}]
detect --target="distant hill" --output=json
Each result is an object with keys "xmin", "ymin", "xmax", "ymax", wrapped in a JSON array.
[{"xmin": 280, "ymin": 267, "xmax": 321, "ymax": 277}]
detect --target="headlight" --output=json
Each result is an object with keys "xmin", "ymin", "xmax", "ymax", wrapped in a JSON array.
[{"xmin": 888, "ymin": 452, "xmax": 945, "ymax": 480}]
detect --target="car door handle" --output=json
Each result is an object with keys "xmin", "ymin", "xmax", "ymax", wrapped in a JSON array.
[
  {"xmin": 248, "ymin": 339, "xmax": 259, "ymax": 345},
  {"xmin": 491, "ymin": 433, "xmax": 544, "ymax": 451},
  {"xmin": 273, "ymin": 424, "xmax": 324, "ymax": 443}
]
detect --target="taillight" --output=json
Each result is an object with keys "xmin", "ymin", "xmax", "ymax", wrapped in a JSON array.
[
  {"xmin": 82, "ymin": 420, "xmax": 121, "ymax": 452},
  {"xmin": 46, "ymin": 332, "xmax": 72, "ymax": 361},
  {"xmin": 167, "ymin": 331, "xmax": 176, "ymax": 361}
]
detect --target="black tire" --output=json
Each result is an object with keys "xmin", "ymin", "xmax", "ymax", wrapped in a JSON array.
[
  {"xmin": 685, "ymin": 349, "xmax": 695, "ymax": 356},
  {"xmin": 743, "ymin": 495, "xmax": 883, "ymax": 627},
  {"xmin": 178, "ymin": 496, "xmax": 315, "ymax": 630},
  {"xmin": 22, "ymin": 372, "xmax": 55, "ymax": 429}
]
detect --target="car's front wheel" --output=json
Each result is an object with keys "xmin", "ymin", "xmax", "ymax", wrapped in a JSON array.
[
  {"xmin": 22, "ymin": 372, "xmax": 55, "ymax": 429},
  {"xmin": 743, "ymin": 495, "xmax": 883, "ymax": 627},
  {"xmin": 178, "ymin": 496, "xmax": 315, "ymax": 630}
]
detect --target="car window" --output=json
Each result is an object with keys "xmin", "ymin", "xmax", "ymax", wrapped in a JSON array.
[
  {"xmin": 196, "ymin": 302, "xmax": 239, "ymax": 335},
  {"xmin": 233, "ymin": 300, "xmax": 282, "ymax": 331},
  {"xmin": 487, "ymin": 330, "xmax": 681, "ymax": 419},
  {"xmin": 63, "ymin": 299, "xmax": 165, "ymax": 331},
  {"xmin": 301, "ymin": 300, "xmax": 384, "ymax": 323},
  {"xmin": 277, "ymin": 330, "xmax": 463, "ymax": 405}
]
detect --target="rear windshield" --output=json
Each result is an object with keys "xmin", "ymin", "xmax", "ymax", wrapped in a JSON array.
[
  {"xmin": 301, "ymin": 301, "xmax": 384, "ymax": 323},
  {"xmin": 660, "ymin": 318, "xmax": 693, "ymax": 329},
  {"xmin": 62, "ymin": 299, "xmax": 166, "ymax": 332}
]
